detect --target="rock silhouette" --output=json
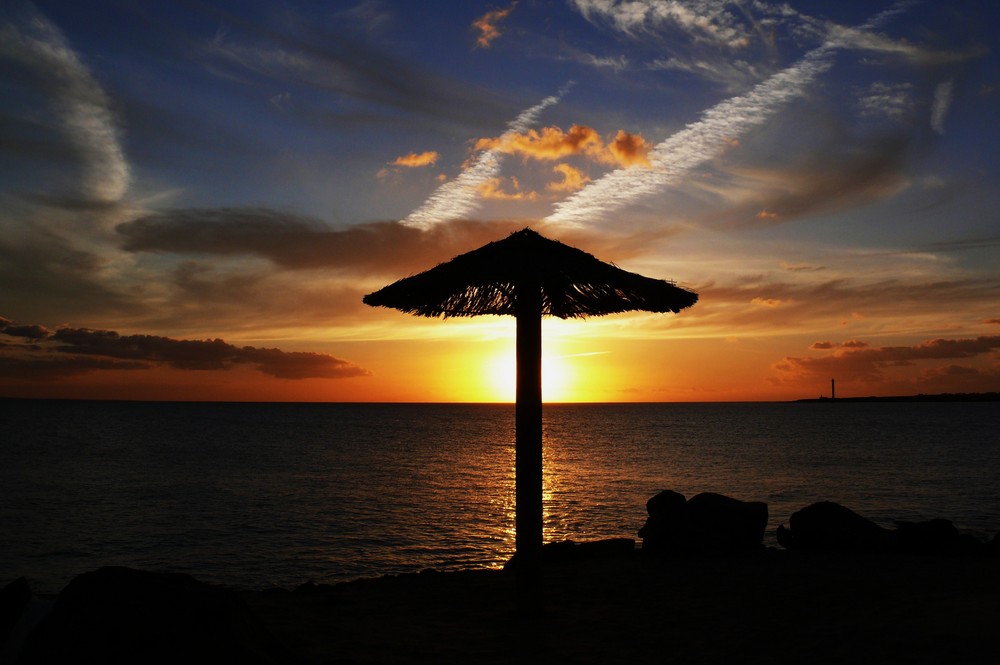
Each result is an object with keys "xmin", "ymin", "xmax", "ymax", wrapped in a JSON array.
[
  {"xmin": 776, "ymin": 501, "xmax": 889, "ymax": 551},
  {"xmin": 639, "ymin": 490, "xmax": 768, "ymax": 554},
  {"xmin": 0, "ymin": 577, "xmax": 30, "ymax": 648},
  {"xmin": 15, "ymin": 566, "xmax": 298, "ymax": 665},
  {"xmin": 894, "ymin": 518, "xmax": 983, "ymax": 556}
]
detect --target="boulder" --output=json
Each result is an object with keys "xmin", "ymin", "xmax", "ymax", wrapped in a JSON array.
[
  {"xmin": 0, "ymin": 577, "xmax": 31, "ymax": 649},
  {"xmin": 990, "ymin": 532, "xmax": 1000, "ymax": 557},
  {"xmin": 638, "ymin": 490, "xmax": 687, "ymax": 553},
  {"xmin": 894, "ymin": 519, "xmax": 986, "ymax": 556},
  {"xmin": 778, "ymin": 502, "xmax": 889, "ymax": 551},
  {"xmin": 686, "ymin": 492, "xmax": 769, "ymax": 551},
  {"xmin": 895, "ymin": 518, "xmax": 958, "ymax": 554},
  {"xmin": 16, "ymin": 566, "xmax": 299, "ymax": 665},
  {"xmin": 639, "ymin": 490, "xmax": 768, "ymax": 554}
]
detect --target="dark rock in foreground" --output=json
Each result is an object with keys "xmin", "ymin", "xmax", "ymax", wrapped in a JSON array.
[
  {"xmin": 0, "ymin": 577, "xmax": 31, "ymax": 649},
  {"xmin": 15, "ymin": 566, "xmax": 298, "ymax": 664},
  {"xmin": 894, "ymin": 518, "xmax": 984, "ymax": 556},
  {"xmin": 246, "ymin": 551, "xmax": 1000, "ymax": 664},
  {"xmin": 639, "ymin": 490, "xmax": 768, "ymax": 554},
  {"xmin": 777, "ymin": 502, "xmax": 999, "ymax": 556},
  {"xmin": 777, "ymin": 501, "xmax": 890, "ymax": 551}
]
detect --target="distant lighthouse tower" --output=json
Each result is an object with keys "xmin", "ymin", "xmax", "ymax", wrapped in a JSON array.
[{"xmin": 831, "ymin": 378, "xmax": 836, "ymax": 400}]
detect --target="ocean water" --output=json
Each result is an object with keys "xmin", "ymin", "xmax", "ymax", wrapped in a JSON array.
[{"xmin": 2, "ymin": 400, "xmax": 999, "ymax": 594}]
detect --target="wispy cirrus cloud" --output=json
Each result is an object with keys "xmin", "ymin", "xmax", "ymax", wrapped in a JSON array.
[
  {"xmin": 571, "ymin": 0, "xmax": 753, "ymax": 49},
  {"xmin": 568, "ymin": 0, "xmax": 821, "ymax": 94},
  {"xmin": 0, "ymin": 4, "xmax": 129, "ymax": 203},
  {"xmin": 931, "ymin": 79, "xmax": 955, "ymax": 134},
  {"xmin": 857, "ymin": 81, "xmax": 915, "ymax": 120},
  {"xmin": 647, "ymin": 55, "xmax": 764, "ymax": 93}
]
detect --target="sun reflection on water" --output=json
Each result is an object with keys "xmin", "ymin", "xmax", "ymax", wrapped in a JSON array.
[{"xmin": 5, "ymin": 401, "xmax": 998, "ymax": 592}]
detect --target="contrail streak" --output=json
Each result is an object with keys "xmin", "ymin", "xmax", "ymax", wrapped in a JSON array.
[
  {"xmin": 402, "ymin": 90, "xmax": 566, "ymax": 229},
  {"xmin": 545, "ymin": 5, "xmax": 908, "ymax": 228},
  {"xmin": 545, "ymin": 48, "xmax": 833, "ymax": 227}
]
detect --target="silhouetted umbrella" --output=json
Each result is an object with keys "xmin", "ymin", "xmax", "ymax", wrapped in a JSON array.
[{"xmin": 363, "ymin": 228, "xmax": 697, "ymax": 564}]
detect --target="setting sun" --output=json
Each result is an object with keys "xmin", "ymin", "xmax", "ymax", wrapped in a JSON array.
[{"xmin": 481, "ymin": 345, "xmax": 578, "ymax": 403}]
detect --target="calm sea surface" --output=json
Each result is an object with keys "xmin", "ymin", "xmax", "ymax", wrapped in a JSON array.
[{"xmin": 2, "ymin": 400, "xmax": 999, "ymax": 593}]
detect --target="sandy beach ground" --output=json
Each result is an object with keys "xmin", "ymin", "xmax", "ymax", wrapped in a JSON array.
[{"xmin": 245, "ymin": 550, "xmax": 1000, "ymax": 664}]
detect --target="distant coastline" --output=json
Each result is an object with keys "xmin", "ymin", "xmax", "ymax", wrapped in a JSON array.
[
  {"xmin": 3, "ymin": 393, "xmax": 1000, "ymax": 404},
  {"xmin": 796, "ymin": 392, "xmax": 1000, "ymax": 403}
]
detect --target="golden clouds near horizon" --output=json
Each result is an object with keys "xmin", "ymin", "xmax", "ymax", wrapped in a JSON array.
[
  {"xmin": 474, "ymin": 125, "xmax": 650, "ymax": 168},
  {"xmin": 478, "ymin": 176, "xmax": 538, "ymax": 201}
]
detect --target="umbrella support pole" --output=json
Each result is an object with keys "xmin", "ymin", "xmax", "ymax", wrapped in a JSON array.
[
  {"xmin": 515, "ymin": 286, "xmax": 543, "ymax": 563},
  {"xmin": 515, "ymin": 286, "xmax": 543, "ymax": 619}
]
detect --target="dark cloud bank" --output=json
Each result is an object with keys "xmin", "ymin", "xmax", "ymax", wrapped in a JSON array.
[
  {"xmin": 117, "ymin": 210, "xmax": 527, "ymax": 273},
  {"xmin": 0, "ymin": 316, "xmax": 369, "ymax": 381},
  {"xmin": 775, "ymin": 335, "xmax": 1000, "ymax": 386}
]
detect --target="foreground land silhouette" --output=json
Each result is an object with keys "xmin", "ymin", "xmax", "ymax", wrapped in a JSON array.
[
  {"xmin": 5, "ymin": 496, "xmax": 999, "ymax": 663},
  {"xmin": 254, "ymin": 550, "xmax": 1000, "ymax": 664},
  {"xmin": 5, "ymin": 551, "xmax": 998, "ymax": 664}
]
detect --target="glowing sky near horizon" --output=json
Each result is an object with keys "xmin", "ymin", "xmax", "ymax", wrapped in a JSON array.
[{"xmin": 1, "ymin": 0, "xmax": 998, "ymax": 402}]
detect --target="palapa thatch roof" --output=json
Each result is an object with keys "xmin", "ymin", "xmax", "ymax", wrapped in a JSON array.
[{"xmin": 363, "ymin": 228, "xmax": 698, "ymax": 319}]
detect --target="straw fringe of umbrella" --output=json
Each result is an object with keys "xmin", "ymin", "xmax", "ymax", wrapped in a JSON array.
[{"xmin": 363, "ymin": 229, "xmax": 698, "ymax": 318}]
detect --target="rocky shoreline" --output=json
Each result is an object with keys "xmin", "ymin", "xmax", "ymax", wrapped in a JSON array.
[{"xmin": 4, "ymin": 495, "xmax": 999, "ymax": 664}]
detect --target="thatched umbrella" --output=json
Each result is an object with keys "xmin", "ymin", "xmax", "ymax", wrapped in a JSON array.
[{"xmin": 363, "ymin": 228, "xmax": 697, "ymax": 564}]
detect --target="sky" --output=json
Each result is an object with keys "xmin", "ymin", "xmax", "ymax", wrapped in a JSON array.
[{"xmin": 1, "ymin": 0, "xmax": 998, "ymax": 403}]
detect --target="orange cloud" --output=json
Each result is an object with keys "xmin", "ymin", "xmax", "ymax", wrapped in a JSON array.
[
  {"xmin": 607, "ymin": 130, "xmax": 651, "ymax": 166},
  {"xmin": 756, "ymin": 209, "xmax": 779, "ymax": 220},
  {"xmin": 472, "ymin": 3, "xmax": 517, "ymax": 49},
  {"xmin": 751, "ymin": 297, "xmax": 782, "ymax": 307},
  {"xmin": 391, "ymin": 151, "xmax": 439, "ymax": 168},
  {"xmin": 547, "ymin": 163, "xmax": 591, "ymax": 192},
  {"xmin": 478, "ymin": 176, "xmax": 537, "ymax": 201},
  {"xmin": 476, "ymin": 125, "xmax": 601, "ymax": 160},
  {"xmin": 476, "ymin": 125, "xmax": 648, "ymax": 167}
]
